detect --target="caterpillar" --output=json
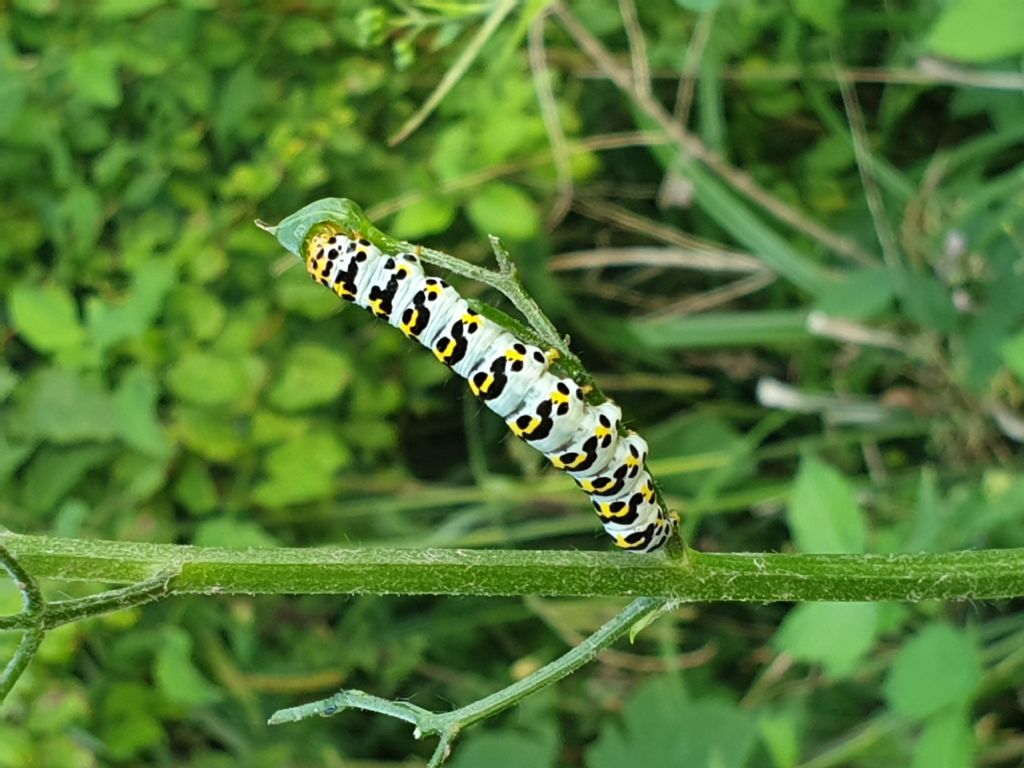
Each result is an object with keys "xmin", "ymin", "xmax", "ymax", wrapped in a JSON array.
[{"xmin": 261, "ymin": 199, "xmax": 678, "ymax": 553}]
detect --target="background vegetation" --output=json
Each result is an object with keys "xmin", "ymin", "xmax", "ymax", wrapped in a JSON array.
[{"xmin": 2, "ymin": 0, "xmax": 1023, "ymax": 765}]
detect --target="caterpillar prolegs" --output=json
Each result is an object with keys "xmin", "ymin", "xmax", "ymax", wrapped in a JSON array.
[{"xmin": 262, "ymin": 199, "xmax": 679, "ymax": 553}]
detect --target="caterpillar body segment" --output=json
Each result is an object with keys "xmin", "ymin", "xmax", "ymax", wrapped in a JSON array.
[
  {"xmin": 469, "ymin": 340, "xmax": 551, "ymax": 416},
  {"xmin": 294, "ymin": 218, "xmax": 676, "ymax": 553},
  {"xmin": 545, "ymin": 400, "xmax": 622, "ymax": 477}
]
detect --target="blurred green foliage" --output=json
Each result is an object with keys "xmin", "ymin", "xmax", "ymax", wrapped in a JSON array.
[{"xmin": 2, "ymin": 0, "xmax": 1024, "ymax": 765}]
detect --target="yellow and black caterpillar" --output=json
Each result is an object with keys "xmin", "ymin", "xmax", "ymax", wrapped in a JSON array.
[{"xmin": 262, "ymin": 199, "xmax": 677, "ymax": 553}]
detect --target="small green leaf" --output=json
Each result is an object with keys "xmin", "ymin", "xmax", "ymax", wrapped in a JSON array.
[
  {"xmin": 9, "ymin": 283, "xmax": 85, "ymax": 353},
  {"xmin": 253, "ymin": 430, "xmax": 350, "ymax": 507},
  {"xmin": 116, "ymin": 366, "xmax": 172, "ymax": 458},
  {"xmin": 793, "ymin": 0, "xmax": 845, "ymax": 34},
  {"xmin": 1001, "ymin": 331, "xmax": 1024, "ymax": 385},
  {"xmin": 674, "ymin": 0, "xmax": 721, "ymax": 9},
  {"xmin": 153, "ymin": 627, "xmax": 223, "ymax": 707},
  {"xmin": 275, "ymin": 267, "xmax": 342, "ymax": 319},
  {"xmin": 166, "ymin": 351, "xmax": 252, "ymax": 407},
  {"xmin": 925, "ymin": 0, "xmax": 1024, "ymax": 62},
  {"xmin": 815, "ymin": 267, "xmax": 896, "ymax": 319},
  {"xmin": 17, "ymin": 368, "xmax": 118, "ymax": 443},
  {"xmin": 756, "ymin": 710, "xmax": 801, "ymax": 768},
  {"xmin": 21, "ymin": 444, "xmax": 114, "ymax": 512},
  {"xmin": 99, "ymin": 683, "xmax": 165, "ymax": 760},
  {"xmin": 281, "ymin": 16, "xmax": 333, "ymax": 54},
  {"xmin": 172, "ymin": 406, "xmax": 242, "ymax": 462},
  {"xmin": 267, "ymin": 343, "xmax": 352, "ymax": 411},
  {"xmin": 85, "ymin": 260, "xmax": 177, "ymax": 353},
  {"xmin": 194, "ymin": 518, "xmax": 279, "ymax": 548},
  {"xmin": 787, "ymin": 455, "xmax": 867, "ymax": 553},
  {"xmin": 899, "ymin": 272, "xmax": 956, "ymax": 333},
  {"xmin": 465, "ymin": 184, "xmax": 540, "ymax": 241},
  {"xmin": 173, "ymin": 458, "xmax": 219, "ymax": 517},
  {"xmin": 911, "ymin": 709, "xmax": 975, "ymax": 768},
  {"xmin": 587, "ymin": 678, "xmax": 756, "ymax": 768},
  {"xmin": 97, "ymin": 0, "xmax": 165, "ymax": 19},
  {"xmin": 775, "ymin": 602, "xmax": 879, "ymax": 677},
  {"xmin": 448, "ymin": 730, "xmax": 559, "ymax": 768},
  {"xmin": 884, "ymin": 624, "xmax": 982, "ymax": 718},
  {"xmin": 67, "ymin": 47, "xmax": 122, "ymax": 108},
  {"xmin": 391, "ymin": 197, "xmax": 458, "ymax": 239}
]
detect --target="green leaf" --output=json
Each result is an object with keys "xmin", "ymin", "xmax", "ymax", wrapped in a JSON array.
[
  {"xmin": 97, "ymin": 0, "xmax": 165, "ymax": 19},
  {"xmin": 115, "ymin": 366, "xmax": 172, "ymax": 458},
  {"xmin": 912, "ymin": 709, "xmax": 975, "ymax": 768},
  {"xmin": 0, "ymin": 53, "xmax": 27, "ymax": 137},
  {"xmin": 281, "ymin": 16, "xmax": 333, "ymax": 54},
  {"xmin": 172, "ymin": 458, "xmax": 219, "ymax": 517},
  {"xmin": 194, "ymin": 518, "xmax": 280, "ymax": 548},
  {"xmin": 252, "ymin": 430, "xmax": 350, "ymax": 507},
  {"xmin": 85, "ymin": 260, "xmax": 177, "ymax": 353},
  {"xmin": 793, "ymin": 0, "xmax": 845, "ymax": 34},
  {"xmin": 925, "ymin": 0, "xmax": 1024, "ymax": 62},
  {"xmin": 0, "ymin": 429, "xmax": 33, "ymax": 484},
  {"xmin": 267, "ymin": 343, "xmax": 352, "ymax": 412},
  {"xmin": 465, "ymin": 184, "xmax": 540, "ymax": 241},
  {"xmin": 0, "ymin": 364, "xmax": 17, "ymax": 404},
  {"xmin": 621, "ymin": 310, "xmax": 811, "ymax": 350},
  {"xmin": 17, "ymin": 368, "xmax": 119, "ymax": 443},
  {"xmin": 787, "ymin": 455, "xmax": 866, "ymax": 553},
  {"xmin": 166, "ymin": 351, "xmax": 253, "ymax": 407},
  {"xmin": 275, "ymin": 266, "xmax": 343, "ymax": 319},
  {"xmin": 153, "ymin": 627, "xmax": 223, "ymax": 707},
  {"xmin": 756, "ymin": 709, "xmax": 801, "ymax": 768},
  {"xmin": 391, "ymin": 196, "xmax": 458, "ymax": 239},
  {"xmin": 815, "ymin": 267, "xmax": 897, "ymax": 319},
  {"xmin": 884, "ymin": 624, "xmax": 982, "ymax": 718},
  {"xmin": 674, "ymin": 0, "xmax": 721, "ymax": 9},
  {"xmin": 448, "ymin": 729, "xmax": 559, "ymax": 768},
  {"xmin": 67, "ymin": 47, "xmax": 122, "ymax": 108},
  {"xmin": 775, "ymin": 602, "xmax": 879, "ymax": 677},
  {"xmin": 20, "ymin": 444, "xmax": 114, "ymax": 512},
  {"xmin": 1001, "ymin": 331, "xmax": 1024, "ymax": 385},
  {"xmin": 9, "ymin": 283, "xmax": 85, "ymax": 353},
  {"xmin": 99, "ymin": 683, "xmax": 165, "ymax": 760},
  {"xmin": 172, "ymin": 406, "xmax": 242, "ymax": 462},
  {"xmin": 587, "ymin": 678, "xmax": 756, "ymax": 768},
  {"xmin": 899, "ymin": 272, "xmax": 956, "ymax": 333}
]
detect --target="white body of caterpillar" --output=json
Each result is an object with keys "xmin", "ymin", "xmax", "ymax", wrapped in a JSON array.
[{"xmin": 304, "ymin": 224, "xmax": 676, "ymax": 552}]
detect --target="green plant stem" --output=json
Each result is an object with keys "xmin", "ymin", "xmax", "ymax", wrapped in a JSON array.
[
  {"xmin": 0, "ymin": 541, "xmax": 45, "ymax": 702},
  {"xmin": 4, "ymin": 532, "xmax": 1024, "ymax": 602},
  {"xmin": 269, "ymin": 597, "xmax": 669, "ymax": 767}
]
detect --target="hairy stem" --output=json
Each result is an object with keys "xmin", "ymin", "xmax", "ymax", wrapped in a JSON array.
[{"xmin": 4, "ymin": 532, "xmax": 1024, "ymax": 602}]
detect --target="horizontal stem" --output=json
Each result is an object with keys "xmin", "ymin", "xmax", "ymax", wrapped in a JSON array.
[{"xmin": 3, "ymin": 533, "xmax": 1024, "ymax": 602}]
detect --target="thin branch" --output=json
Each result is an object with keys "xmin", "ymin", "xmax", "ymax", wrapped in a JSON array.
[
  {"xmin": 672, "ymin": 6, "xmax": 716, "ymax": 127},
  {"xmin": 617, "ymin": 0, "xmax": 651, "ymax": 98},
  {"xmin": 549, "ymin": 245, "xmax": 767, "ymax": 274},
  {"xmin": 833, "ymin": 48, "xmax": 901, "ymax": 270},
  {"xmin": 529, "ymin": 12, "xmax": 574, "ymax": 226},
  {"xmin": 0, "ymin": 568, "xmax": 179, "ymax": 631},
  {"xmin": 572, "ymin": 59, "xmax": 1024, "ymax": 91}
]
